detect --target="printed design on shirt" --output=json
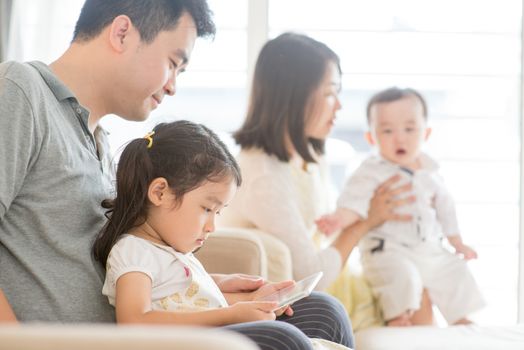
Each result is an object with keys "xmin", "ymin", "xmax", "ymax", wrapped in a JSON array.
[
  {"xmin": 106, "ymin": 261, "xmax": 116, "ymax": 286},
  {"xmin": 158, "ymin": 267, "xmax": 210, "ymax": 311},
  {"xmin": 194, "ymin": 298, "xmax": 210, "ymax": 308},
  {"xmin": 170, "ymin": 292, "xmax": 182, "ymax": 303},
  {"xmin": 185, "ymin": 281, "xmax": 199, "ymax": 298}
]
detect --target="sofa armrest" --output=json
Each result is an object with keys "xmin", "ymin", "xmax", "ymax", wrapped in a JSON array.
[
  {"xmin": 249, "ymin": 229, "xmax": 293, "ymax": 282},
  {"xmin": 0, "ymin": 324, "xmax": 259, "ymax": 350},
  {"xmin": 195, "ymin": 228, "xmax": 293, "ymax": 282},
  {"xmin": 195, "ymin": 228, "xmax": 269, "ymax": 279}
]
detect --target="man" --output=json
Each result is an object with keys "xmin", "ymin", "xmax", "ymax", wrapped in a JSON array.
[{"xmin": 0, "ymin": 1, "xmax": 352, "ymax": 349}]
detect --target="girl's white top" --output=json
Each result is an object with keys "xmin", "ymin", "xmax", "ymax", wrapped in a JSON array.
[{"xmin": 102, "ymin": 234, "xmax": 228, "ymax": 311}]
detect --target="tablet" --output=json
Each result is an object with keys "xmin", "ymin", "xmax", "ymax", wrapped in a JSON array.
[{"xmin": 260, "ymin": 271, "xmax": 323, "ymax": 309}]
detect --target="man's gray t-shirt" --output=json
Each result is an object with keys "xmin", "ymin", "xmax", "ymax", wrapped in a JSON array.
[{"xmin": 0, "ymin": 61, "xmax": 115, "ymax": 322}]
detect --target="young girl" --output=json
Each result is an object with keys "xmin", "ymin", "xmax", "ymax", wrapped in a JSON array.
[
  {"xmin": 92, "ymin": 120, "xmax": 282, "ymax": 324},
  {"xmin": 92, "ymin": 120, "xmax": 349, "ymax": 349}
]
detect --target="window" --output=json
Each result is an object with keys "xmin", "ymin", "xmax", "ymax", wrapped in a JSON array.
[{"xmin": 268, "ymin": 0, "xmax": 522, "ymax": 325}]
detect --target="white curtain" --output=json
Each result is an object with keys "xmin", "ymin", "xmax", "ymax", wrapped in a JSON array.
[
  {"xmin": 0, "ymin": 0, "xmax": 13, "ymax": 62},
  {"xmin": 5, "ymin": 0, "xmax": 83, "ymax": 62}
]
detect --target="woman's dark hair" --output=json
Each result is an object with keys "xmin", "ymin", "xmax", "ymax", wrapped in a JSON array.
[
  {"xmin": 233, "ymin": 32, "xmax": 341, "ymax": 163},
  {"xmin": 93, "ymin": 120, "xmax": 241, "ymax": 267},
  {"xmin": 366, "ymin": 87, "xmax": 428, "ymax": 124},
  {"xmin": 73, "ymin": 0, "xmax": 215, "ymax": 43}
]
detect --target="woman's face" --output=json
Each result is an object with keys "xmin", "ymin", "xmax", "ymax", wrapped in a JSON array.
[{"xmin": 304, "ymin": 61, "xmax": 342, "ymax": 140}]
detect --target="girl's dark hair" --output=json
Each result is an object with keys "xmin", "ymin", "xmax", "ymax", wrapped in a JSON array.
[
  {"xmin": 233, "ymin": 32, "xmax": 341, "ymax": 163},
  {"xmin": 73, "ymin": 0, "xmax": 215, "ymax": 43},
  {"xmin": 366, "ymin": 87, "xmax": 428, "ymax": 124},
  {"xmin": 93, "ymin": 120, "xmax": 241, "ymax": 267}
]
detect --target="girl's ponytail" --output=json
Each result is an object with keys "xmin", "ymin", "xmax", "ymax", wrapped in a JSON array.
[
  {"xmin": 93, "ymin": 137, "xmax": 153, "ymax": 267},
  {"xmin": 93, "ymin": 121, "xmax": 242, "ymax": 268}
]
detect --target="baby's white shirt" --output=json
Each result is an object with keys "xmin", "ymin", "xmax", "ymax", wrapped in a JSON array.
[
  {"xmin": 338, "ymin": 153, "xmax": 459, "ymax": 249},
  {"xmin": 102, "ymin": 235, "xmax": 228, "ymax": 311}
]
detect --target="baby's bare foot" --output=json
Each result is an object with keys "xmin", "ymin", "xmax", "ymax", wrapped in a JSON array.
[
  {"xmin": 387, "ymin": 312, "xmax": 412, "ymax": 327},
  {"xmin": 453, "ymin": 318, "xmax": 473, "ymax": 325}
]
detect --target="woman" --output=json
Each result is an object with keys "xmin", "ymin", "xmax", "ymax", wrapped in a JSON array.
[{"xmin": 220, "ymin": 32, "xmax": 433, "ymax": 329}]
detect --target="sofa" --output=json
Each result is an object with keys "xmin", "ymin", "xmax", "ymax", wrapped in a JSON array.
[
  {"xmin": 3, "ymin": 227, "xmax": 523, "ymax": 349},
  {"xmin": 196, "ymin": 227, "xmax": 524, "ymax": 350},
  {"xmin": 0, "ymin": 324, "xmax": 258, "ymax": 350}
]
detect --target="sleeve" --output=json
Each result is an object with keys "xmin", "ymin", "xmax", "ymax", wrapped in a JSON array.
[
  {"xmin": 239, "ymin": 172, "xmax": 342, "ymax": 290},
  {"xmin": 433, "ymin": 175, "xmax": 460, "ymax": 236},
  {"xmin": 104, "ymin": 238, "xmax": 156, "ymax": 289},
  {"xmin": 336, "ymin": 164, "xmax": 380, "ymax": 219},
  {"xmin": 0, "ymin": 77, "xmax": 38, "ymax": 220}
]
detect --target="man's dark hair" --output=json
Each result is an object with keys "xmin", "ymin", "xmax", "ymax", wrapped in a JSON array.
[
  {"xmin": 73, "ymin": 0, "xmax": 215, "ymax": 43},
  {"xmin": 233, "ymin": 32, "xmax": 341, "ymax": 163},
  {"xmin": 366, "ymin": 87, "xmax": 428, "ymax": 124}
]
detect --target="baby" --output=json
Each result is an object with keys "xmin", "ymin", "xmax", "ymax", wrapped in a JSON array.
[{"xmin": 317, "ymin": 87, "xmax": 485, "ymax": 326}]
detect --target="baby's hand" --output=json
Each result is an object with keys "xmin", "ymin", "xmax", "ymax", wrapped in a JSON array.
[
  {"xmin": 315, "ymin": 214, "xmax": 342, "ymax": 236},
  {"xmin": 228, "ymin": 301, "xmax": 277, "ymax": 323},
  {"xmin": 454, "ymin": 243, "xmax": 478, "ymax": 260}
]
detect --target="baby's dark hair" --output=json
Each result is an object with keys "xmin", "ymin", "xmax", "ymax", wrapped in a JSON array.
[
  {"xmin": 366, "ymin": 87, "xmax": 428, "ymax": 124},
  {"xmin": 93, "ymin": 120, "xmax": 241, "ymax": 266}
]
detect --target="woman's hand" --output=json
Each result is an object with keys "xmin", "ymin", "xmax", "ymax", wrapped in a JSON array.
[{"xmin": 366, "ymin": 175, "xmax": 415, "ymax": 230}]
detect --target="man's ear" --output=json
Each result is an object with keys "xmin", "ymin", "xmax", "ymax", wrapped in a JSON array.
[
  {"xmin": 148, "ymin": 177, "xmax": 170, "ymax": 206},
  {"xmin": 424, "ymin": 127, "xmax": 432, "ymax": 141},
  {"xmin": 108, "ymin": 15, "xmax": 134, "ymax": 53},
  {"xmin": 365, "ymin": 131, "xmax": 376, "ymax": 146}
]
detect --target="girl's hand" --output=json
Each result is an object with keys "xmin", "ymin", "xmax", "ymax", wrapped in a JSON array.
[
  {"xmin": 250, "ymin": 280, "xmax": 296, "ymax": 317},
  {"xmin": 251, "ymin": 280, "xmax": 295, "ymax": 301},
  {"xmin": 274, "ymin": 304, "xmax": 294, "ymax": 317},
  {"xmin": 366, "ymin": 175, "xmax": 415, "ymax": 230},
  {"xmin": 213, "ymin": 273, "xmax": 265, "ymax": 293},
  {"xmin": 227, "ymin": 301, "xmax": 278, "ymax": 323}
]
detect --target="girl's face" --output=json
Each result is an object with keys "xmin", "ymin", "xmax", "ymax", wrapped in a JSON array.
[
  {"xmin": 143, "ymin": 178, "xmax": 237, "ymax": 254},
  {"xmin": 304, "ymin": 60, "xmax": 342, "ymax": 140}
]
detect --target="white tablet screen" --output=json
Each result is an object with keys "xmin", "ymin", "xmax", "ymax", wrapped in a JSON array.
[{"xmin": 260, "ymin": 271, "xmax": 323, "ymax": 308}]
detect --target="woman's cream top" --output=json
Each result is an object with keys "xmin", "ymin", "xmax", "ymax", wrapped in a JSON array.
[{"xmin": 220, "ymin": 148, "xmax": 341, "ymax": 289}]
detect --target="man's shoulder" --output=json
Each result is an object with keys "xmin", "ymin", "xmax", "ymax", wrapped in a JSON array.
[
  {"xmin": 0, "ymin": 61, "xmax": 49, "ymax": 103},
  {"xmin": 0, "ymin": 61, "xmax": 42, "ymax": 85}
]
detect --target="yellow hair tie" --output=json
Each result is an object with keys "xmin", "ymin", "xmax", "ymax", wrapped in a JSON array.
[{"xmin": 143, "ymin": 131, "xmax": 155, "ymax": 149}]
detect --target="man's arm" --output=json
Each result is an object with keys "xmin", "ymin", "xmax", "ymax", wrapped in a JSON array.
[{"xmin": 0, "ymin": 75, "xmax": 37, "ymax": 220}]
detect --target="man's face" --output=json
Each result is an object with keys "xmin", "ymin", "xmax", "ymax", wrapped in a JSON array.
[{"xmin": 114, "ymin": 12, "xmax": 197, "ymax": 121}]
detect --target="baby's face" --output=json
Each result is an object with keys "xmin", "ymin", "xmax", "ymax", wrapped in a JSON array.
[{"xmin": 367, "ymin": 96, "xmax": 430, "ymax": 169}]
